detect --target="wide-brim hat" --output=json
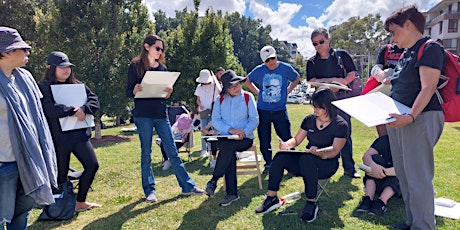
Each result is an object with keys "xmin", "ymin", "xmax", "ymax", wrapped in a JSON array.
[
  {"xmin": 47, "ymin": 51, "xmax": 74, "ymax": 67},
  {"xmin": 0, "ymin": 27, "xmax": 31, "ymax": 53},
  {"xmin": 196, "ymin": 69, "xmax": 213, "ymax": 83},
  {"xmin": 221, "ymin": 70, "xmax": 246, "ymax": 93}
]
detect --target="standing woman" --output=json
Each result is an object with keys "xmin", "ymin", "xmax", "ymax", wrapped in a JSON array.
[
  {"xmin": 126, "ymin": 34, "xmax": 204, "ymax": 202},
  {"xmin": 384, "ymin": 6, "xmax": 444, "ymax": 230},
  {"xmin": 38, "ymin": 51, "xmax": 100, "ymax": 212}
]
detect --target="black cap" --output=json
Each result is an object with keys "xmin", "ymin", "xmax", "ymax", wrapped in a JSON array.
[{"xmin": 47, "ymin": 51, "xmax": 74, "ymax": 67}]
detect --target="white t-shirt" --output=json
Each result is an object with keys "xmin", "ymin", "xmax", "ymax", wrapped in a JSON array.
[
  {"xmin": 194, "ymin": 83, "xmax": 221, "ymax": 111},
  {"xmin": 0, "ymin": 92, "xmax": 15, "ymax": 162}
]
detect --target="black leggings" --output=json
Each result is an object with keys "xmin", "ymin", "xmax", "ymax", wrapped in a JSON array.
[
  {"xmin": 268, "ymin": 152, "xmax": 339, "ymax": 199},
  {"xmin": 55, "ymin": 140, "xmax": 99, "ymax": 202}
]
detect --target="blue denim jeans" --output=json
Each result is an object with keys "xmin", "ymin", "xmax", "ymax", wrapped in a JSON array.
[
  {"xmin": 0, "ymin": 162, "xmax": 35, "ymax": 230},
  {"xmin": 200, "ymin": 118, "xmax": 211, "ymax": 151},
  {"xmin": 257, "ymin": 109, "xmax": 292, "ymax": 167},
  {"xmin": 134, "ymin": 117, "xmax": 196, "ymax": 196},
  {"xmin": 337, "ymin": 109, "xmax": 355, "ymax": 172}
]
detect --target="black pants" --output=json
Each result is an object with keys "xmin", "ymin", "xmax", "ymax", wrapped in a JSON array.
[
  {"xmin": 56, "ymin": 140, "xmax": 99, "ymax": 202},
  {"xmin": 211, "ymin": 138, "xmax": 253, "ymax": 195},
  {"xmin": 268, "ymin": 152, "xmax": 338, "ymax": 199}
]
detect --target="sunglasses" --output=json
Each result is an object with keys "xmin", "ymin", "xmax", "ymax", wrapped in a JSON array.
[
  {"xmin": 312, "ymin": 40, "xmax": 325, "ymax": 46},
  {"xmin": 265, "ymin": 57, "xmax": 276, "ymax": 63},
  {"xmin": 153, "ymin": 46, "xmax": 164, "ymax": 52}
]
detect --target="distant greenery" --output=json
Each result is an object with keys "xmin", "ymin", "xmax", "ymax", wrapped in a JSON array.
[{"xmin": 26, "ymin": 104, "xmax": 460, "ymax": 229}]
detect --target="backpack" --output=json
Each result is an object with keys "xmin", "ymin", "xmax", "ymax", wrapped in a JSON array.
[
  {"xmin": 336, "ymin": 50, "xmax": 362, "ymax": 98},
  {"xmin": 417, "ymin": 40, "xmax": 460, "ymax": 122}
]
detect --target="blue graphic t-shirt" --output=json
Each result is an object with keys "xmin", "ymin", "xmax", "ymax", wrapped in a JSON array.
[{"xmin": 248, "ymin": 61, "xmax": 299, "ymax": 111}]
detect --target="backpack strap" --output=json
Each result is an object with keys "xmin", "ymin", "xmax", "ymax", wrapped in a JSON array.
[
  {"xmin": 220, "ymin": 91, "xmax": 250, "ymax": 107},
  {"xmin": 335, "ymin": 49, "xmax": 347, "ymax": 78}
]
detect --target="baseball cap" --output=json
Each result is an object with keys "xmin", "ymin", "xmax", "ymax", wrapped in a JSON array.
[
  {"xmin": 259, "ymin": 45, "xmax": 277, "ymax": 62},
  {"xmin": 47, "ymin": 51, "xmax": 74, "ymax": 67}
]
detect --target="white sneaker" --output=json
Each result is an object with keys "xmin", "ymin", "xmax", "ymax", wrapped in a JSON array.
[
  {"xmin": 210, "ymin": 159, "xmax": 216, "ymax": 168},
  {"xmin": 146, "ymin": 192, "xmax": 157, "ymax": 202},
  {"xmin": 200, "ymin": 150, "xmax": 209, "ymax": 158},
  {"xmin": 162, "ymin": 160, "xmax": 171, "ymax": 171}
]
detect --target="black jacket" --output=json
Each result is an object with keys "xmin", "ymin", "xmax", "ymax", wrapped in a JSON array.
[{"xmin": 38, "ymin": 79, "xmax": 99, "ymax": 146}]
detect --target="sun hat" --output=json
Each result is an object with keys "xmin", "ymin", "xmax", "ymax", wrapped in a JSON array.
[
  {"xmin": 221, "ymin": 70, "xmax": 246, "ymax": 93},
  {"xmin": 259, "ymin": 45, "xmax": 277, "ymax": 62},
  {"xmin": 47, "ymin": 51, "xmax": 74, "ymax": 67},
  {"xmin": 0, "ymin": 26, "xmax": 31, "ymax": 53},
  {"xmin": 175, "ymin": 114, "xmax": 193, "ymax": 129},
  {"xmin": 196, "ymin": 69, "xmax": 213, "ymax": 83}
]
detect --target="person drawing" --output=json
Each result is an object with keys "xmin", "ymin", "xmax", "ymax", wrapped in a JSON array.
[
  {"xmin": 38, "ymin": 51, "xmax": 101, "ymax": 212},
  {"xmin": 0, "ymin": 26, "xmax": 57, "ymax": 229},
  {"xmin": 126, "ymin": 34, "xmax": 205, "ymax": 202},
  {"xmin": 255, "ymin": 87, "xmax": 347, "ymax": 223}
]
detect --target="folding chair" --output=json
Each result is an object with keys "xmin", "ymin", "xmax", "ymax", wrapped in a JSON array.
[
  {"xmin": 316, "ymin": 177, "xmax": 333, "ymax": 201},
  {"xmin": 155, "ymin": 106, "xmax": 193, "ymax": 162},
  {"xmin": 68, "ymin": 167, "xmax": 93, "ymax": 191},
  {"xmin": 224, "ymin": 145, "xmax": 263, "ymax": 190}
]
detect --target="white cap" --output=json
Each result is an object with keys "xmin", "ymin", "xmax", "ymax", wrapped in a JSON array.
[{"xmin": 259, "ymin": 45, "xmax": 276, "ymax": 62}]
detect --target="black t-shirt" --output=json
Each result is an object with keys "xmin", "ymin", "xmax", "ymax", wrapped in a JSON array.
[
  {"xmin": 306, "ymin": 48, "xmax": 357, "ymax": 81},
  {"xmin": 390, "ymin": 37, "xmax": 444, "ymax": 111},
  {"xmin": 370, "ymin": 135, "xmax": 392, "ymax": 168},
  {"xmin": 126, "ymin": 62, "xmax": 168, "ymax": 118},
  {"xmin": 300, "ymin": 114, "xmax": 348, "ymax": 159},
  {"xmin": 377, "ymin": 44, "xmax": 404, "ymax": 69}
]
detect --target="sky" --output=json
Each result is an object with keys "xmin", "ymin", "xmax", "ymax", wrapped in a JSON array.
[{"xmin": 143, "ymin": 0, "xmax": 442, "ymax": 57}]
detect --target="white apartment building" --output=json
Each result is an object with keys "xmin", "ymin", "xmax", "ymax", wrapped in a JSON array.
[{"xmin": 424, "ymin": 0, "xmax": 460, "ymax": 55}]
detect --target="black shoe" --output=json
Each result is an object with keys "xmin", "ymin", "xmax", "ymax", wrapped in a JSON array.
[
  {"xmin": 255, "ymin": 196, "xmax": 282, "ymax": 214},
  {"xmin": 301, "ymin": 201, "xmax": 319, "ymax": 223},
  {"xmin": 344, "ymin": 170, "xmax": 361, "ymax": 178},
  {"xmin": 391, "ymin": 222, "xmax": 410, "ymax": 230},
  {"xmin": 205, "ymin": 181, "xmax": 217, "ymax": 197},
  {"xmin": 262, "ymin": 165, "xmax": 271, "ymax": 174},
  {"xmin": 219, "ymin": 194, "xmax": 240, "ymax": 206},
  {"xmin": 369, "ymin": 199, "xmax": 387, "ymax": 216},
  {"xmin": 356, "ymin": 196, "xmax": 372, "ymax": 213}
]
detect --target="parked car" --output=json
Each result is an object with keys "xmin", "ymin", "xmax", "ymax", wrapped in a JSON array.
[{"xmin": 287, "ymin": 95, "xmax": 301, "ymax": 104}]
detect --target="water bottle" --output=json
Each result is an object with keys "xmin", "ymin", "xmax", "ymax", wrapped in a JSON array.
[{"xmin": 280, "ymin": 191, "xmax": 301, "ymax": 204}]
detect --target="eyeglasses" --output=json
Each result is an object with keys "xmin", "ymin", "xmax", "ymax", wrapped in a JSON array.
[
  {"xmin": 312, "ymin": 40, "xmax": 325, "ymax": 47},
  {"xmin": 228, "ymin": 82, "xmax": 241, "ymax": 90},
  {"xmin": 264, "ymin": 57, "xmax": 276, "ymax": 63},
  {"xmin": 153, "ymin": 46, "xmax": 164, "ymax": 52}
]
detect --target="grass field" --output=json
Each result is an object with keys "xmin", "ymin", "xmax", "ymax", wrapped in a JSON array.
[{"xmin": 27, "ymin": 104, "xmax": 460, "ymax": 229}]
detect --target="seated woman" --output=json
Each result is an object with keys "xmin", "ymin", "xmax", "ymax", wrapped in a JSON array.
[
  {"xmin": 159, "ymin": 113, "xmax": 192, "ymax": 170},
  {"xmin": 201, "ymin": 122, "xmax": 219, "ymax": 168},
  {"xmin": 255, "ymin": 87, "xmax": 348, "ymax": 223}
]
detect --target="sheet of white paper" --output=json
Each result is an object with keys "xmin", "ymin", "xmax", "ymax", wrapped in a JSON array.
[
  {"xmin": 332, "ymin": 92, "xmax": 411, "ymax": 127},
  {"xmin": 202, "ymin": 135, "xmax": 239, "ymax": 140},
  {"xmin": 368, "ymin": 83, "xmax": 392, "ymax": 96},
  {"xmin": 307, "ymin": 81, "xmax": 351, "ymax": 91},
  {"xmin": 135, "ymin": 71, "xmax": 180, "ymax": 98},
  {"xmin": 51, "ymin": 84, "xmax": 95, "ymax": 131},
  {"xmin": 435, "ymin": 198, "xmax": 460, "ymax": 219}
]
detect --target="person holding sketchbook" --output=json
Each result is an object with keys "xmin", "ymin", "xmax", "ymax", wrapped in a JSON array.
[
  {"xmin": 38, "ymin": 51, "xmax": 100, "ymax": 212},
  {"xmin": 204, "ymin": 70, "xmax": 258, "ymax": 206},
  {"xmin": 255, "ymin": 87, "xmax": 347, "ymax": 223},
  {"xmin": 384, "ymin": 6, "xmax": 444, "ymax": 230},
  {"xmin": 306, "ymin": 27, "xmax": 360, "ymax": 179},
  {"xmin": 126, "ymin": 34, "xmax": 205, "ymax": 202}
]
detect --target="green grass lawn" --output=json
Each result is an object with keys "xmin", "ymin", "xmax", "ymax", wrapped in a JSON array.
[{"xmin": 27, "ymin": 104, "xmax": 460, "ymax": 229}]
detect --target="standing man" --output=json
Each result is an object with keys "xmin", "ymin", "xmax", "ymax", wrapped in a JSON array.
[
  {"xmin": 306, "ymin": 27, "xmax": 360, "ymax": 178},
  {"xmin": 245, "ymin": 45, "xmax": 300, "ymax": 174},
  {"xmin": 214, "ymin": 67, "xmax": 225, "ymax": 83}
]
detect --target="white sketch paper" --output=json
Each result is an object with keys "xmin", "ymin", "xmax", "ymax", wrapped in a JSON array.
[
  {"xmin": 134, "ymin": 71, "xmax": 180, "ymax": 98},
  {"xmin": 332, "ymin": 92, "xmax": 411, "ymax": 127},
  {"xmin": 51, "ymin": 84, "xmax": 95, "ymax": 131}
]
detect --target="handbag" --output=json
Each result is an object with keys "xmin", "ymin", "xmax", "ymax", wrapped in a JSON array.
[
  {"xmin": 38, "ymin": 181, "xmax": 76, "ymax": 221},
  {"xmin": 199, "ymin": 109, "xmax": 212, "ymax": 119}
]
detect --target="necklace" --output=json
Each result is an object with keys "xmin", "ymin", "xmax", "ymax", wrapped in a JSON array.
[{"xmin": 318, "ymin": 118, "xmax": 330, "ymax": 129}]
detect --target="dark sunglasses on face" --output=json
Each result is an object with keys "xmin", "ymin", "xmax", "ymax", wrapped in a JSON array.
[
  {"xmin": 153, "ymin": 46, "xmax": 164, "ymax": 52},
  {"xmin": 312, "ymin": 40, "xmax": 325, "ymax": 47}
]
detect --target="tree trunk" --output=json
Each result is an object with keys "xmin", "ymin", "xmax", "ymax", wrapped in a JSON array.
[{"xmin": 94, "ymin": 118, "xmax": 102, "ymax": 139}]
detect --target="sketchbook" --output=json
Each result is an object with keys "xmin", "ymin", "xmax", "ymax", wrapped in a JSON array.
[
  {"xmin": 134, "ymin": 71, "xmax": 180, "ymax": 98},
  {"xmin": 307, "ymin": 81, "xmax": 351, "ymax": 91}
]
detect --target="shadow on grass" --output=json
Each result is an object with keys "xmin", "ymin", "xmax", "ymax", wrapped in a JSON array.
[
  {"xmin": 258, "ymin": 176, "xmax": 359, "ymax": 229},
  {"xmin": 90, "ymin": 135, "xmax": 134, "ymax": 148}
]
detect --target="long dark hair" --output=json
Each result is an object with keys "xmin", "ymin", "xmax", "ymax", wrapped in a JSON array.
[
  {"xmin": 311, "ymin": 87, "xmax": 337, "ymax": 119},
  {"xmin": 132, "ymin": 34, "xmax": 166, "ymax": 80},
  {"xmin": 40, "ymin": 65, "xmax": 77, "ymax": 84}
]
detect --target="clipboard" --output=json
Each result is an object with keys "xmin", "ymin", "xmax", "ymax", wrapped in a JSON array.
[
  {"xmin": 201, "ymin": 135, "xmax": 239, "ymax": 140},
  {"xmin": 50, "ymin": 84, "xmax": 95, "ymax": 131},
  {"xmin": 135, "ymin": 71, "xmax": 180, "ymax": 98},
  {"xmin": 307, "ymin": 81, "xmax": 351, "ymax": 91}
]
